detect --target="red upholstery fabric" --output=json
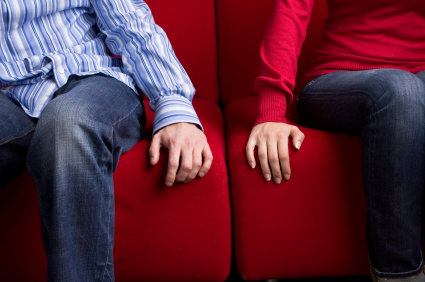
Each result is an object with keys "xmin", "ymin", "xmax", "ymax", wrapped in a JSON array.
[
  {"xmin": 146, "ymin": 0, "xmax": 219, "ymax": 104},
  {"xmin": 216, "ymin": 0, "xmax": 273, "ymax": 107},
  {"xmin": 0, "ymin": 99, "xmax": 231, "ymax": 282},
  {"xmin": 113, "ymin": 99, "xmax": 231, "ymax": 281},
  {"xmin": 216, "ymin": 0, "xmax": 327, "ymax": 120},
  {"xmin": 224, "ymin": 96, "xmax": 370, "ymax": 280},
  {"xmin": 218, "ymin": 0, "xmax": 371, "ymax": 279},
  {"xmin": 0, "ymin": 173, "xmax": 47, "ymax": 282}
]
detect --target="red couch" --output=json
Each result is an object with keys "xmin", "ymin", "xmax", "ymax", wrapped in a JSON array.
[{"xmin": 0, "ymin": 0, "xmax": 370, "ymax": 281}]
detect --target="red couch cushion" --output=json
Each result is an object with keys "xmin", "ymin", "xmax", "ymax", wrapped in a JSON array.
[
  {"xmin": 225, "ymin": 96, "xmax": 370, "ymax": 280},
  {"xmin": 147, "ymin": 0, "xmax": 219, "ymax": 105},
  {"xmin": 0, "ymin": 173, "xmax": 47, "ymax": 282},
  {"xmin": 0, "ymin": 98, "xmax": 231, "ymax": 282},
  {"xmin": 113, "ymin": 99, "xmax": 231, "ymax": 281}
]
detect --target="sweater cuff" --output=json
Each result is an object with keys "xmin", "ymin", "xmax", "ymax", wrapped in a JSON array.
[{"xmin": 254, "ymin": 85, "xmax": 289, "ymax": 126}]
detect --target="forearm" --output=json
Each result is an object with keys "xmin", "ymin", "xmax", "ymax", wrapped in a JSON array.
[
  {"xmin": 90, "ymin": 0, "xmax": 202, "ymax": 134},
  {"xmin": 253, "ymin": 0, "xmax": 314, "ymax": 125}
]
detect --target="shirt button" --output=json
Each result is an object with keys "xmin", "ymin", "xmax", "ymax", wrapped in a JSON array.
[
  {"xmin": 58, "ymin": 68, "xmax": 64, "ymax": 74},
  {"xmin": 13, "ymin": 23, "xmax": 19, "ymax": 28}
]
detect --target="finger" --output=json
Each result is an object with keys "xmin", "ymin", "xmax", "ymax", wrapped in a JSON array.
[
  {"xmin": 175, "ymin": 147, "xmax": 192, "ymax": 183},
  {"xmin": 184, "ymin": 146, "xmax": 203, "ymax": 183},
  {"xmin": 289, "ymin": 126, "xmax": 305, "ymax": 150},
  {"xmin": 258, "ymin": 143, "xmax": 271, "ymax": 181},
  {"xmin": 149, "ymin": 134, "xmax": 162, "ymax": 166},
  {"xmin": 246, "ymin": 137, "xmax": 256, "ymax": 169},
  {"xmin": 267, "ymin": 142, "xmax": 282, "ymax": 184},
  {"xmin": 277, "ymin": 139, "xmax": 291, "ymax": 181},
  {"xmin": 198, "ymin": 144, "xmax": 213, "ymax": 177},
  {"xmin": 165, "ymin": 145, "xmax": 181, "ymax": 186}
]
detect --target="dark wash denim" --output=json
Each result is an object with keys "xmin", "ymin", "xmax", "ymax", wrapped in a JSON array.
[
  {"xmin": 0, "ymin": 74, "xmax": 146, "ymax": 281},
  {"xmin": 297, "ymin": 69, "xmax": 425, "ymax": 279}
]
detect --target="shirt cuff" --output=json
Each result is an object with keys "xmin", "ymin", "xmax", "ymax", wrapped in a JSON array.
[
  {"xmin": 254, "ymin": 85, "xmax": 289, "ymax": 126},
  {"xmin": 151, "ymin": 96, "xmax": 203, "ymax": 135}
]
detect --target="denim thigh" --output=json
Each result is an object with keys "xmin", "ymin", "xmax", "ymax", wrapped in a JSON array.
[
  {"xmin": 26, "ymin": 74, "xmax": 146, "ymax": 282},
  {"xmin": 297, "ymin": 69, "xmax": 425, "ymax": 277}
]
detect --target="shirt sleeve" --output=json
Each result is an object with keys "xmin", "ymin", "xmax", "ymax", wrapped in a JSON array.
[
  {"xmin": 89, "ymin": 0, "xmax": 202, "ymax": 134},
  {"xmin": 253, "ymin": 0, "xmax": 314, "ymax": 126}
]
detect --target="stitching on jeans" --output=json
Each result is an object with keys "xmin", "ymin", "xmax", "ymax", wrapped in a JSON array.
[
  {"xmin": 0, "ymin": 126, "xmax": 36, "ymax": 146},
  {"xmin": 26, "ymin": 163, "xmax": 51, "ymax": 235},
  {"xmin": 104, "ymin": 101, "xmax": 143, "ymax": 145}
]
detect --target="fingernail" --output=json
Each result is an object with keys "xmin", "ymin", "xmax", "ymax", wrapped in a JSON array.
[
  {"xmin": 284, "ymin": 174, "xmax": 290, "ymax": 180},
  {"xmin": 296, "ymin": 141, "xmax": 301, "ymax": 150},
  {"xmin": 275, "ymin": 178, "xmax": 281, "ymax": 184},
  {"xmin": 166, "ymin": 181, "xmax": 173, "ymax": 186},
  {"xmin": 265, "ymin": 174, "xmax": 271, "ymax": 181},
  {"xmin": 250, "ymin": 162, "xmax": 255, "ymax": 169},
  {"xmin": 199, "ymin": 172, "xmax": 205, "ymax": 177}
]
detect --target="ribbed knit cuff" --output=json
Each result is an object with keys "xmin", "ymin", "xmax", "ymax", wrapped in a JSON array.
[{"xmin": 254, "ymin": 85, "xmax": 290, "ymax": 126}]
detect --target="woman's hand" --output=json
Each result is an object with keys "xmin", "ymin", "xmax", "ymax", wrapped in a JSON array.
[{"xmin": 246, "ymin": 122, "xmax": 305, "ymax": 184}]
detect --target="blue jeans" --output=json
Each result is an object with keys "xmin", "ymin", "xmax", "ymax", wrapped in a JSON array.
[
  {"xmin": 297, "ymin": 69, "xmax": 425, "ymax": 279},
  {"xmin": 0, "ymin": 74, "xmax": 146, "ymax": 281}
]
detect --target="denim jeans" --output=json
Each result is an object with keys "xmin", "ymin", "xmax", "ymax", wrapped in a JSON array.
[
  {"xmin": 0, "ymin": 74, "xmax": 146, "ymax": 281},
  {"xmin": 297, "ymin": 69, "xmax": 425, "ymax": 279}
]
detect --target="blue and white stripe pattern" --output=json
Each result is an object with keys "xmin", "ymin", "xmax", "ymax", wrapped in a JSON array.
[{"xmin": 0, "ymin": 0, "xmax": 202, "ymax": 134}]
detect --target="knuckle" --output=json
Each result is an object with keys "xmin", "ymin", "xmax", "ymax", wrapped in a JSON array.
[
  {"xmin": 169, "ymin": 160, "xmax": 179, "ymax": 169},
  {"xmin": 181, "ymin": 164, "xmax": 192, "ymax": 172},
  {"xmin": 194, "ymin": 160, "xmax": 202, "ymax": 169},
  {"xmin": 208, "ymin": 153, "xmax": 213, "ymax": 161},
  {"xmin": 258, "ymin": 151, "xmax": 267, "ymax": 158},
  {"xmin": 171, "ymin": 139, "xmax": 181, "ymax": 147},
  {"xmin": 185, "ymin": 139, "xmax": 194, "ymax": 147},
  {"xmin": 279, "ymin": 155, "xmax": 289, "ymax": 162},
  {"xmin": 269, "ymin": 155, "xmax": 278, "ymax": 162},
  {"xmin": 265, "ymin": 132, "xmax": 273, "ymax": 139},
  {"xmin": 276, "ymin": 132, "xmax": 286, "ymax": 139}
]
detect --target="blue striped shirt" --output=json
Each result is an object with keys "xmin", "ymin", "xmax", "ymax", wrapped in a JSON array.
[{"xmin": 0, "ymin": 0, "xmax": 202, "ymax": 134}]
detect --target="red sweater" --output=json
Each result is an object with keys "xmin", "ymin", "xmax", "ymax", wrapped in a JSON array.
[{"xmin": 254, "ymin": 0, "xmax": 425, "ymax": 125}]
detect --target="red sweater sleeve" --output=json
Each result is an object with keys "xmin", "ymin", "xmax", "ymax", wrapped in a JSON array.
[{"xmin": 254, "ymin": 0, "xmax": 315, "ymax": 126}]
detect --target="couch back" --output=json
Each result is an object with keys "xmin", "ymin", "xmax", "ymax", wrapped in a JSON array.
[
  {"xmin": 146, "ymin": 0, "xmax": 220, "ymax": 105},
  {"xmin": 216, "ymin": 0, "xmax": 328, "ymax": 119}
]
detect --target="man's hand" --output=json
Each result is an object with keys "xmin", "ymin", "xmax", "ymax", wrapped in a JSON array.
[
  {"xmin": 246, "ymin": 122, "xmax": 305, "ymax": 184},
  {"xmin": 149, "ymin": 122, "xmax": 213, "ymax": 186}
]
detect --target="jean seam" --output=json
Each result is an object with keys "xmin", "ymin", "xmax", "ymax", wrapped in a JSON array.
[
  {"xmin": 26, "ymin": 160, "xmax": 51, "ymax": 236},
  {"xmin": 0, "ymin": 126, "xmax": 36, "ymax": 146},
  {"xmin": 103, "ymin": 101, "xmax": 143, "ymax": 146},
  {"xmin": 370, "ymin": 255, "xmax": 424, "ymax": 278},
  {"xmin": 101, "ymin": 182, "xmax": 113, "ymax": 281}
]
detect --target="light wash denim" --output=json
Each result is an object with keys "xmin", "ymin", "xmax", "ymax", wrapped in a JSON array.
[
  {"xmin": 0, "ymin": 74, "xmax": 146, "ymax": 281},
  {"xmin": 298, "ymin": 69, "xmax": 425, "ymax": 280}
]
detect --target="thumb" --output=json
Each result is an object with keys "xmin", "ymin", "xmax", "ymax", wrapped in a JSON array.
[{"xmin": 289, "ymin": 126, "xmax": 305, "ymax": 150}]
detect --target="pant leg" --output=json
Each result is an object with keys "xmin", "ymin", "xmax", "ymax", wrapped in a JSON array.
[
  {"xmin": 27, "ymin": 74, "xmax": 146, "ymax": 282},
  {"xmin": 0, "ymin": 93, "xmax": 37, "ymax": 187},
  {"xmin": 297, "ymin": 69, "xmax": 425, "ymax": 279},
  {"xmin": 416, "ymin": 71, "xmax": 425, "ymax": 84}
]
